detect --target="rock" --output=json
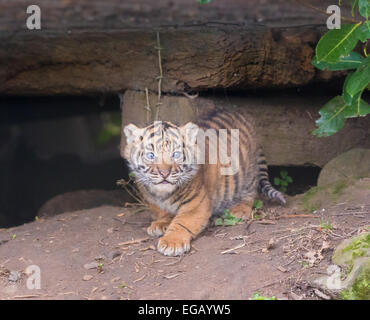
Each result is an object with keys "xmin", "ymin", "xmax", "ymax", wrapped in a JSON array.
[
  {"xmin": 318, "ymin": 148, "xmax": 370, "ymax": 187},
  {"xmin": 332, "ymin": 232, "xmax": 370, "ymax": 267},
  {"xmin": 38, "ymin": 190, "xmax": 130, "ymax": 218},
  {"xmin": 296, "ymin": 176, "xmax": 370, "ymax": 213},
  {"xmin": 341, "ymin": 258, "xmax": 370, "ymax": 300},
  {"xmin": 314, "ymin": 232, "xmax": 370, "ymax": 300},
  {"xmin": 107, "ymin": 251, "xmax": 121, "ymax": 260},
  {"xmin": 94, "ymin": 255, "xmax": 105, "ymax": 261},
  {"xmin": 83, "ymin": 262, "xmax": 99, "ymax": 270},
  {"xmin": 8, "ymin": 271, "xmax": 21, "ymax": 282},
  {"xmin": 83, "ymin": 275, "xmax": 94, "ymax": 281}
]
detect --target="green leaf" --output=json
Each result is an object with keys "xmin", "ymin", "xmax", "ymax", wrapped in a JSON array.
[
  {"xmin": 251, "ymin": 292, "xmax": 277, "ymax": 300},
  {"xmin": 274, "ymin": 177, "xmax": 281, "ymax": 186},
  {"xmin": 343, "ymin": 61, "xmax": 370, "ymax": 102},
  {"xmin": 281, "ymin": 180, "xmax": 288, "ymax": 187},
  {"xmin": 343, "ymin": 71, "xmax": 355, "ymax": 105},
  {"xmin": 224, "ymin": 218, "xmax": 240, "ymax": 226},
  {"xmin": 280, "ymin": 170, "xmax": 288, "ymax": 179},
  {"xmin": 286, "ymin": 176, "xmax": 293, "ymax": 183},
  {"xmin": 357, "ymin": 21, "xmax": 370, "ymax": 42},
  {"xmin": 313, "ymin": 96, "xmax": 348, "ymax": 137},
  {"xmin": 312, "ymin": 52, "xmax": 364, "ymax": 71},
  {"xmin": 346, "ymin": 91, "xmax": 370, "ymax": 117},
  {"xmin": 253, "ymin": 199, "xmax": 263, "ymax": 209},
  {"xmin": 316, "ymin": 23, "xmax": 362, "ymax": 63},
  {"xmin": 215, "ymin": 218, "xmax": 224, "ymax": 226},
  {"xmin": 359, "ymin": 0, "xmax": 370, "ymax": 19},
  {"xmin": 197, "ymin": 0, "xmax": 212, "ymax": 4}
]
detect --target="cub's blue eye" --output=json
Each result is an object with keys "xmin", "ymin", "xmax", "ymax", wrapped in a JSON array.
[
  {"xmin": 146, "ymin": 152, "xmax": 155, "ymax": 160},
  {"xmin": 172, "ymin": 151, "xmax": 182, "ymax": 159}
]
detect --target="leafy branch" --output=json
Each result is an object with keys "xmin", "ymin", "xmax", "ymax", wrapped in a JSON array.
[{"xmin": 312, "ymin": 0, "xmax": 370, "ymax": 137}]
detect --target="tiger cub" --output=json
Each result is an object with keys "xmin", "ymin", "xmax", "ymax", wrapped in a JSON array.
[{"xmin": 123, "ymin": 110, "xmax": 285, "ymax": 256}]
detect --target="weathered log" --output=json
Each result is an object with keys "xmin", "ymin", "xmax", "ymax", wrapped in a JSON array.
[
  {"xmin": 0, "ymin": 0, "xmax": 354, "ymax": 31},
  {"xmin": 1, "ymin": 25, "xmax": 341, "ymax": 95},
  {"xmin": 0, "ymin": 0, "xmax": 356, "ymax": 95},
  {"xmin": 120, "ymin": 90, "xmax": 370, "ymax": 167}
]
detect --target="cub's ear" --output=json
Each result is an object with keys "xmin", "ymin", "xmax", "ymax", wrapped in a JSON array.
[
  {"xmin": 181, "ymin": 122, "xmax": 199, "ymax": 145},
  {"xmin": 124, "ymin": 124, "xmax": 143, "ymax": 144}
]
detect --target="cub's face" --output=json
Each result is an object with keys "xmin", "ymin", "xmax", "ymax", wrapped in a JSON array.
[{"xmin": 123, "ymin": 121, "xmax": 199, "ymax": 197}]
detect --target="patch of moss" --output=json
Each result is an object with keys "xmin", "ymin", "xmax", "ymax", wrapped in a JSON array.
[
  {"xmin": 333, "ymin": 233, "xmax": 370, "ymax": 272},
  {"xmin": 341, "ymin": 266, "xmax": 370, "ymax": 300},
  {"xmin": 343, "ymin": 234, "xmax": 370, "ymax": 253},
  {"xmin": 299, "ymin": 179, "xmax": 357, "ymax": 213},
  {"xmin": 302, "ymin": 186, "xmax": 321, "ymax": 213},
  {"xmin": 331, "ymin": 180, "xmax": 348, "ymax": 196}
]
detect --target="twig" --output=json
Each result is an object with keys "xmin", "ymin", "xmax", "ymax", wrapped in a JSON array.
[
  {"xmin": 245, "ymin": 219, "xmax": 254, "ymax": 232},
  {"xmin": 241, "ymin": 247, "xmax": 264, "ymax": 254},
  {"xmin": 144, "ymin": 88, "xmax": 151, "ymax": 123},
  {"xmin": 10, "ymin": 295, "xmax": 40, "ymax": 299},
  {"xmin": 258, "ymin": 278, "xmax": 286, "ymax": 289},
  {"xmin": 221, "ymin": 241, "xmax": 246, "ymax": 254},
  {"xmin": 155, "ymin": 31, "xmax": 163, "ymax": 121},
  {"xmin": 255, "ymin": 220, "xmax": 276, "ymax": 225},
  {"xmin": 164, "ymin": 256, "xmax": 184, "ymax": 266},
  {"xmin": 133, "ymin": 274, "xmax": 146, "ymax": 283},
  {"xmin": 279, "ymin": 214, "xmax": 316, "ymax": 219},
  {"xmin": 329, "ymin": 211, "xmax": 367, "ymax": 217},
  {"xmin": 118, "ymin": 237, "xmax": 150, "ymax": 246},
  {"xmin": 117, "ymin": 179, "xmax": 147, "ymax": 206},
  {"xmin": 163, "ymin": 273, "xmax": 182, "ymax": 280}
]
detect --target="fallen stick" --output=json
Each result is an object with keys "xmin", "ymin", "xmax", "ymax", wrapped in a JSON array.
[
  {"xmin": 133, "ymin": 274, "xmax": 146, "ymax": 283},
  {"xmin": 279, "ymin": 214, "xmax": 316, "ymax": 219},
  {"xmin": 221, "ymin": 242, "xmax": 246, "ymax": 254},
  {"xmin": 10, "ymin": 295, "xmax": 40, "ymax": 299},
  {"xmin": 241, "ymin": 247, "xmax": 264, "ymax": 254},
  {"xmin": 163, "ymin": 273, "xmax": 182, "ymax": 280},
  {"xmin": 118, "ymin": 237, "xmax": 149, "ymax": 246},
  {"xmin": 255, "ymin": 220, "xmax": 276, "ymax": 225}
]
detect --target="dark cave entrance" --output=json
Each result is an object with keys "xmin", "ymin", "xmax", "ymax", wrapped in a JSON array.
[
  {"xmin": 268, "ymin": 165, "xmax": 321, "ymax": 196},
  {"xmin": 0, "ymin": 95, "xmax": 130, "ymax": 228}
]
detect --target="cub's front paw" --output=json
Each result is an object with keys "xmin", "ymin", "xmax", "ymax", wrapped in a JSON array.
[
  {"xmin": 157, "ymin": 231, "xmax": 191, "ymax": 256},
  {"xmin": 147, "ymin": 220, "xmax": 170, "ymax": 237}
]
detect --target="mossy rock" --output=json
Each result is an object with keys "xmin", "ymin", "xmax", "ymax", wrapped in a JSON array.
[
  {"xmin": 340, "ymin": 258, "xmax": 370, "ymax": 300},
  {"xmin": 314, "ymin": 233, "xmax": 370, "ymax": 299},
  {"xmin": 333, "ymin": 232, "xmax": 370, "ymax": 300},
  {"xmin": 318, "ymin": 148, "xmax": 370, "ymax": 187},
  {"xmin": 296, "ymin": 178, "xmax": 370, "ymax": 213},
  {"xmin": 333, "ymin": 232, "xmax": 370, "ymax": 269},
  {"xmin": 299, "ymin": 179, "xmax": 351, "ymax": 213}
]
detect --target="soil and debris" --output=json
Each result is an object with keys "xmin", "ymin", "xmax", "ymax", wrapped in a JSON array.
[{"xmin": 0, "ymin": 183, "xmax": 369, "ymax": 300}]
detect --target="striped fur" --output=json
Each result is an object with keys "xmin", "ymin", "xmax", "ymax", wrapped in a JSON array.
[{"xmin": 123, "ymin": 110, "xmax": 285, "ymax": 256}]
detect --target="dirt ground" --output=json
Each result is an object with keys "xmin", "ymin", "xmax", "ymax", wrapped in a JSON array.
[{"xmin": 0, "ymin": 187, "xmax": 369, "ymax": 300}]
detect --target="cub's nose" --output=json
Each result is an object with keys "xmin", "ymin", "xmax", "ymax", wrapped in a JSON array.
[{"xmin": 158, "ymin": 168, "xmax": 170, "ymax": 179}]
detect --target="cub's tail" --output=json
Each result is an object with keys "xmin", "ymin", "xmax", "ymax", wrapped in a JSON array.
[{"xmin": 257, "ymin": 151, "xmax": 286, "ymax": 205}]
